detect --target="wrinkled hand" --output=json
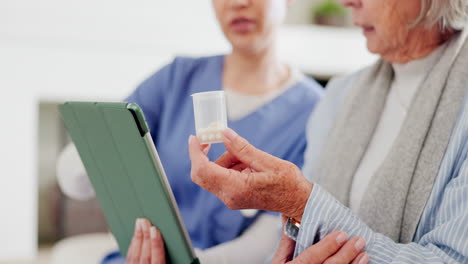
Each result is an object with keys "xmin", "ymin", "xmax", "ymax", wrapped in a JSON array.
[
  {"xmin": 126, "ymin": 218, "xmax": 166, "ymax": 264},
  {"xmin": 189, "ymin": 128, "xmax": 313, "ymax": 220},
  {"xmin": 272, "ymin": 216, "xmax": 369, "ymax": 264}
]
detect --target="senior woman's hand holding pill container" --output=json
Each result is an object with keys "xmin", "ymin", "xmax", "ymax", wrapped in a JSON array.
[
  {"xmin": 191, "ymin": 91, "xmax": 311, "ymax": 218},
  {"xmin": 191, "ymin": 90, "xmax": 259, "ymax": 218},
  {"xmin": 188, "ymin": 128, "xmax": 313, "ymax": 222},
  {"xmin": 191, "ymin": 89, "xmax": 312, "ymax": 222}
]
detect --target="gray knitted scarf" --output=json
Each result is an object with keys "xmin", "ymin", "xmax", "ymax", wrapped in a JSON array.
[{"xmin": 313, "ymin": 33, "xmax": 468, "ymax": 243}]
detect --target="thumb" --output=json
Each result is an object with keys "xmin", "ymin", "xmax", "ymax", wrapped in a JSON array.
[{"xmin": 222, "ymin": 128, "xmax": 275, "ymax": 171}]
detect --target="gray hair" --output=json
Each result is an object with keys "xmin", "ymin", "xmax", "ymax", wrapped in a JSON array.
[{"xmin": 416, "ymin": 0, "xmax": 468, "ymax": 30}]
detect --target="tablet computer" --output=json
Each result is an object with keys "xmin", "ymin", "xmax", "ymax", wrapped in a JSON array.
[{"xmin": 59, "ymin": 102, "xmax": 199, "ymax": 264}]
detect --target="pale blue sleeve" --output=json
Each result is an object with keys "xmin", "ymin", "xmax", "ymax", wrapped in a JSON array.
[
  {"xmin": 291, "ymin": 177, "xmax": 468, "ymax": 263},
  {"xmin": 290, "ymin": 73, "xmax": 468, "ymax": 263}
]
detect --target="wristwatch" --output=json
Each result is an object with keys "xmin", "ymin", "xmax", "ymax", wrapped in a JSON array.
[{"xmin": 285, "ymin": 217, "xmax": 301, "ymax": 240}]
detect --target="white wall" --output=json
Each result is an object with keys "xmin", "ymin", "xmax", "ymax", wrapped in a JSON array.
[
  {"xmin": 0, "ymin": 0, "xmax": 233, "ymax": 99},
  {"xmin": 0, "ymin": 0, "xmax": 224, "ymax": 47},
  {"xmin": 0, "ymin": 37, "xmax": 38, "ymax": 258}
]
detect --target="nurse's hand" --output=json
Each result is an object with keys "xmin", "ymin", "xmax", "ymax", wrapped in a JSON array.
[
  {"xmin": 188, "ymin": 128, "xmax": 312, "ymax": 221},
  {"xmin": 126, "ymin": 218, "xmax": 166, "ymax": 264},
  {"xmin": 272, "ymin": 217, "xmax": 369, "ymax": 264}
]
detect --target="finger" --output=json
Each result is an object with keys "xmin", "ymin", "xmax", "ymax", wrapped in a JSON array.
[
  {"xmin": 189, "ymin": 136, "xmax": 243, "ymax": 192},
  {"xmin": 126, "ymin": 220, "xmax": 138, "ymax": 262},
  {"xmin": 188, "ymin": 136, "xmax": 210, "ymax": 163},
  {"xmin": 139, "ymin": 219, "xmax": 152, "ymax": 264},
  {"xmin": 189, "ymin": 135, "xmax": 256, "ymax": 210},
  {"xmin": 323, "ymin": 237, "xmax": 366, "ymax": 264},
  {"xmin": 127, "ymin": 219, "xmax": 144, "ymax": 264},
  {"xmin": 202, "ymin": 144, "xmax": 211, "ymax": 155},
  {"xmin": 351, "ymin": 253, "xmax": 369, "ymax": 264},
  {"xmin": 216, "ymin": 152, "xmax": 249, "ymax": 171},
  {"xmin": 188, "ymin": 136, "xmax": 224, "ymax": 177},
  {"xmin": 222, "ymin": 128, "xmax": 276, "ymax": 171},
  {"xmin": 271, "ymin": 234, "xmax": 296, "ymax": 264},
  {"xmin": 150, "ymin": 226, "xmax": 166, "ymax": 264},
  {"xmin": 271, "ymin": 217, "xmax": 297, "ymax": 264},
  {"xmin": 215, "ymin": 151, "xmax": 241, "ymax": 168},
  {"xmin": 232, "ymin": 163, "xmax": 250, "ymax": 172},
  {"xmin": 189, "ymin": 136, "xmax": 221, "ymax": 168},
  {"xmin": 293, "ymin": 231, "xmax": 348, "ymax": 264}
]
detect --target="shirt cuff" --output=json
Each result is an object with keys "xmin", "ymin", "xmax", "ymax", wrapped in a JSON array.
[
  {"xmin": 293, "ymin": 184, "xmax": 370, "ymax": 258},
  {"xmin": 283, "ymin": 183, "xmax": 328, "ymax": 242}
]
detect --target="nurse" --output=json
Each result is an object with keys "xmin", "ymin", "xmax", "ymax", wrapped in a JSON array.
[{"xmin": 57, "ymin": 0, "xmax": 322, "ymax": 263}]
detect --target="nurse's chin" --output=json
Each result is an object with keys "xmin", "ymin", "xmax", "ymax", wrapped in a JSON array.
[{"xmin": 229, "ymin": 38, "xmax": 268, "ymax": 54}]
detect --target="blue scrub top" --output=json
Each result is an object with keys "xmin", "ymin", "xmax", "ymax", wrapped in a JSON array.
[{"xmin": 124, "ymin": 55, "xmax": 322, "ymax": 249}]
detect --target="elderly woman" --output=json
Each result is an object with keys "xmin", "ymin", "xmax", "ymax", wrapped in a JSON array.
[{"xmin": 185, "ymin": 0, "xmax": 468, "ymax": 262}]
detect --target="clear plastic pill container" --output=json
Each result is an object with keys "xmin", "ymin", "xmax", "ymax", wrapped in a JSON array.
[{"xmin": 192, "ymin": 91, "xmax": 228, "ymax": 144}]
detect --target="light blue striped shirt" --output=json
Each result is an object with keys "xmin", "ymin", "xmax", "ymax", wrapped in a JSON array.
[{"xmin": 289, "ymin": 95, "xmax": 468, "ymax": 263}]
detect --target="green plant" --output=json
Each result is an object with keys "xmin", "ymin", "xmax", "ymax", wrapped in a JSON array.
[{"xmin": 313, "ymin": 0, "xmax": 346, "ymax": 17}]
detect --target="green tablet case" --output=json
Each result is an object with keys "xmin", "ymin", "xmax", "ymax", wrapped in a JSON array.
[{"xmin": 58, "ymin": 102, "xmax": 199, "ymax": 264}]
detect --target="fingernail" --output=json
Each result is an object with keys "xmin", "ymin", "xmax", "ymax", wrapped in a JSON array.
[
  {"xmin": 135, "ymin": 219, "xmax": 140, "ymax": 231},
  {"xmin": 336, "ymin": 232, "xmax": 348, "ymax": 244},
  {"xmin": 139, "ymin": 219, "xmax": 147, "ymax": 232},
  {"xmin": 150, "ymin": 226, "xmax": 157, "ymax": 239},
  {"xmin": 355, "ymin": 238, "xmax": 366, "ymax": 251},
  {"xmin": 223, "ymin": 128, "xmax": 237, "ymax": 141},
  {"xmin": 359, "ymin": 253, "xmax": 369, "ymax": 264}
]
